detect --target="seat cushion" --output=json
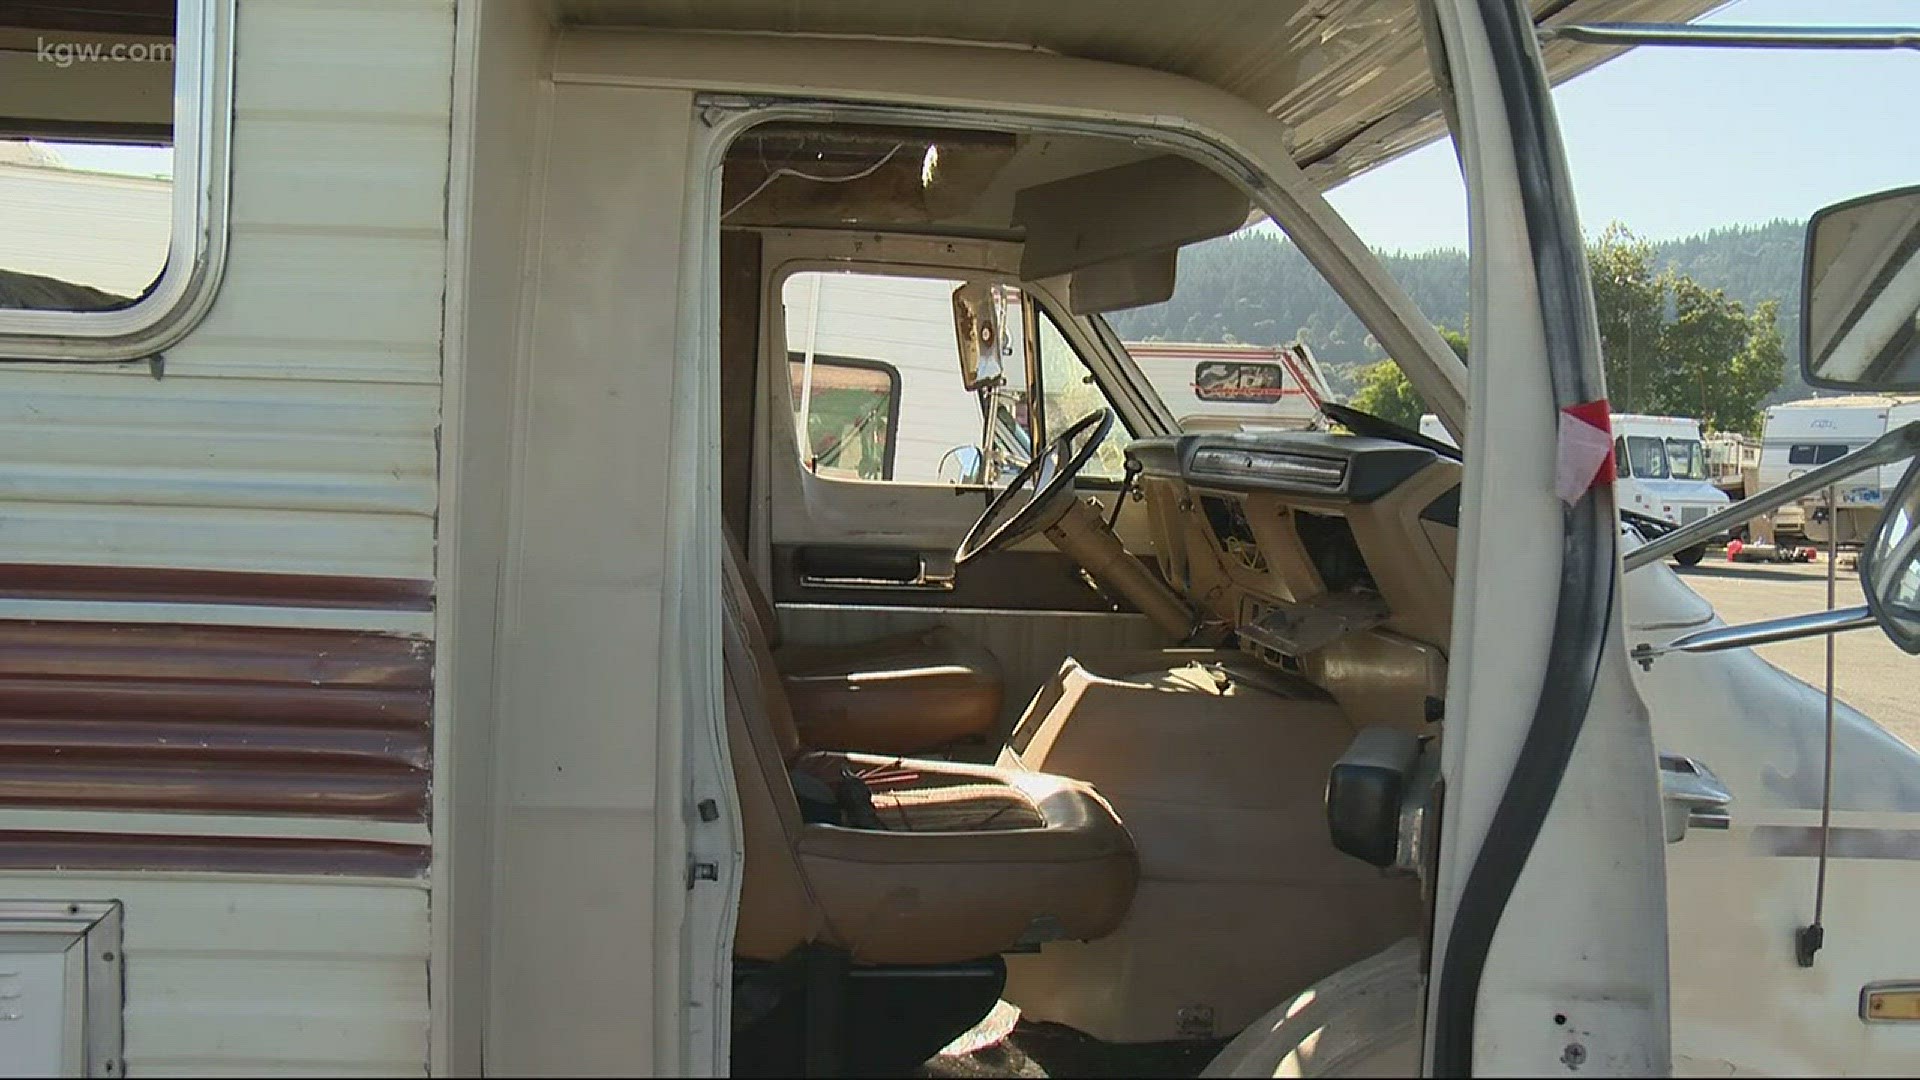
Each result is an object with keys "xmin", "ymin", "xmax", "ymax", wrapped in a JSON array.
[
  {"xmin": 796, "ymin": 754, "xmax": 1138, "ymax": 964},
  {"xmin": 871, "ymin": 781, "xmax": 1048, "ymax": 833},
  {"xmin": 777, "ymin": 629, "xmax": 1005, "ymax": 754}
]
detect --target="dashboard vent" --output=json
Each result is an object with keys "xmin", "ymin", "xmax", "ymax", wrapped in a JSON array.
[{"xmin": 1190, "ymin": 446, "xmax": 1348, "ymax": 489}]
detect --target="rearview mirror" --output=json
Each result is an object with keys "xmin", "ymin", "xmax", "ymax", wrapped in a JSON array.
[
  {"xmin": 1861, "ymin": 459, "xmax": 1920, "ymax": 654},
  {"xmin": 1802, "ymin": 185, "xmax": 1920, "ymax": 391},
  {"xmin": 951, "ymin": 281, "xmax": 1006, "ymax": 392}
]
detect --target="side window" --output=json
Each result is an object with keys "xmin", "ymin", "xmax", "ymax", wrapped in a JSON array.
[
  {"xmin": 1788, "ymin": 443, "xmax": 1849, "ymax": 466},
  {"xmin": 1035, "ymin": 310, "xmax": 1131, "ymax": 481},
  {"xmin": 1615, "ymin": 436, "xmax": 1631, "ymax": 479},
  {"xmin": 0, "ymin": 0, "xmax": 228, "ymax": 354},
  {"xmin": 786, "ymin": 355, "xmax": 898, "ymax": 480},
  {"xmin": 781, "ymin": 270, "xmax": 1002, "ymax": 485}
]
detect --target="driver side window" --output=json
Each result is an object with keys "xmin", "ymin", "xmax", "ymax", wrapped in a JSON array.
[
  {"xmin": 779, "ymin": 268, "xmax": 1131, "ymax": 486},
  {"xmin": 781, "ymin": 270, "xmax": 993, "ymax": 484}
]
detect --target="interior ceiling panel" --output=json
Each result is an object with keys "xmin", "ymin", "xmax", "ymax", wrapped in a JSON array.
[{"xmin": 559, "ymin": 0, "xmax": 1726, "ymax": 188}]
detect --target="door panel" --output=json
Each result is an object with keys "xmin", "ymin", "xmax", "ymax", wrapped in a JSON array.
[{"xmin": 755, "ymin": 246, "xmax": 1172, "ymax": 724}]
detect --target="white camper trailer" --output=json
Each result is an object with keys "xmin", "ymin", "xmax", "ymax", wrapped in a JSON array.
[
  {"xmin": 1758, "ymin": 394, "xmax": 1920, "ymax": 544},
  {"xmin": 1122, "ymin": 340, "xmax": 1331, "ymax": 433},
  {"xmin": 5, "ymin": 2, "xmax": 1920, "ymax": 1078}
]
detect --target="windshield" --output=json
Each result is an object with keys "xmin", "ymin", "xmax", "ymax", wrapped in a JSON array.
[
  {"xmin": 1664, "ymin": 438, "xmax": 1708, "ymax": 481},
  {"xmin": 1625, "ymin": 435, "xmax": 1670, "ymax": 480},
  {"xmin": 1098, "ymin": 230, "xmax": 1369, "ymax": 433}
]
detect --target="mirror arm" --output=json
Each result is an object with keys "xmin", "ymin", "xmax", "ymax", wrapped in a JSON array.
[
  {"xmin": 1632, "ymin": 605, "xmax": 1877, "ymax": 669},
  {"xmin": 1543, "ymin": 23, "xmax": 1920, "ymax": 51},
  {"xmin": 1625, "ymin": 421, "xmax": 1920, "ymax": 571}
]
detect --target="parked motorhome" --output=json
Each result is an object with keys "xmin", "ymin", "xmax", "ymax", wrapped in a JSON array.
[
  {"xmin": 1757, "ymin": 395, "xmax": 1920, "ymax": 545},
  {"xmin": 1423, "ymin": 411, "xmax": 1731, "ymax": 564},
  {"xmin": 1122, "ymin": 340, "xmax": 1331, "ymax": 433},
  {"xmin": 4, "ymin": 2, "xmax": 1920, "ymax": 1078}
]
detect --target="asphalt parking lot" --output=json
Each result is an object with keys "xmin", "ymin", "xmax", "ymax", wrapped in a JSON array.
[{"xmin": 1672, "ymin": 552, "xmax": 1917, "ymax": 750}]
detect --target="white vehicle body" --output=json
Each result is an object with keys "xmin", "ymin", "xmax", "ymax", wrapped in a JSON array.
[
  {"xmin": 1760, "ymin": 395, "xmax": 1920, "ymax": 543},
  {"xmin": 1612, "ymin": 413, "xmax": 1734, "ymax": 532},
  {"xmin": 1124, "ymin": 341, "xmax": 1331, "ymax": 433},
  {"xmin": 1214, "ymin": 552, "xmax": 1920, "ymax": 1076},
  {"xmin": 1424, "ymin": 411, "xmax": 1733, "ymax": 536},
  {"xmin": 1, "ymin": 1, "xmax": 1913, "ymax": 1077}
]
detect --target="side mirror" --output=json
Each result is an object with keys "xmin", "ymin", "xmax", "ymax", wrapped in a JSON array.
[
  {"xmin": 951, "ymin": 281, "xmax": 1006, "ymax": 392},
  {"xmin": 1326, "ymin": 726, "xmax": 1425, "ymax": 870},
  {"xmin": 1802, "ymin": 184, "xmax": 1920, "ymax": 391},
  {"xmin": 1861, "ymin": 459, "xmax": 1920, "ymax": 653},
  {"xmin": 936, "ymin": 445, "xmax": 985, "ymax": 485}
]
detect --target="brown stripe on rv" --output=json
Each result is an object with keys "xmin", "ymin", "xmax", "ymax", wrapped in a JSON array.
[
  {"xmin": 0, "ymin": 620, "xmax": 432, "ymax": 822},
  {"xmin": 0, "ymin": 831, "xmax": 429, "ymax": 878},
  {"xmin": 0, "ymin": 563, "xmax": 433, "ymax": 610}
]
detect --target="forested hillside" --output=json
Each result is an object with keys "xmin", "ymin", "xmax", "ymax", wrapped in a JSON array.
[{"xmin": 1107, "ymin": 219, "xmax": 1807, "ymax": 401}]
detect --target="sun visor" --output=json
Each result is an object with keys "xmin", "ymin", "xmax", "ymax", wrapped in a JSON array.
[
  {"xmin": 1061, "ymin": 252, "xmax": 1178, "ymax": 315},
  {"xmin": 1013, "ymin": 155, "xmax": 1249, "ymax": 282}
]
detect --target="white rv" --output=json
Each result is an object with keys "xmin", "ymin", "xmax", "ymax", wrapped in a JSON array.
[
  {"xmin": 5, "ymin": 2, "xmax": 1920, "ymax": 1078},
  {"xmin": 1423, "ymin": 411, "xmax": 1731, "ymax": 564},
  {"xmin": 1759, "ymin": 394, "xmax": 1920, "ymax": 544},
  {"xmin": 1123, "ymin": 340, "xmax": 1331, "ymax": 433}
]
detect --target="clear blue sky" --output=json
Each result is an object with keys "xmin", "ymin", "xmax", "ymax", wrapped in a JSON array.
[{"xmin": 1325, "ymin": 0, "xmax": 1920, "ymax": 253}]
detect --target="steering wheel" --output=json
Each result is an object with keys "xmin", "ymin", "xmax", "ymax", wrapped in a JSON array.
[
  {"xmin": 956, "ymin": 408, "xmax": 1115, "ymax": 566},
  {"xmin": 1321, "ymin": 401, "xmax": 1462, "ymax": 461}
]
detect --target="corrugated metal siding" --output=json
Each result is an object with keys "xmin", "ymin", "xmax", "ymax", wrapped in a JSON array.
[
  {"xmin": 0, "ymin": 0, "xmax": 455, "ymax": 1071},
  {"xmin": 0, "ymin": 0, "xmax": 455, "ymax": 579},
  {"xmin": 0, "ymin": 875, "xmax": 430, "ymax": 1076}
]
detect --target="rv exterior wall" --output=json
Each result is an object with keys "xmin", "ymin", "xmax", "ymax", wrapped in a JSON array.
[
  {"xmin": 0, "ymin": 0, "xmax": 454, "ymax": 1073},
  {"xmin": 438, "ymin": 0, "xmax": 555, "ymax": 1071}
]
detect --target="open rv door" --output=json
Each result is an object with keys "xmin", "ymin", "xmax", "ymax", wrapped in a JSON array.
[{"xmin": 1423, "ymin": 1, "xmax": 1670, "ymax": 1073}]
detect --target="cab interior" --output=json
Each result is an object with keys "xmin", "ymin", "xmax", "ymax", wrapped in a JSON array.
[{"xmin": 717, "ymin": 119, "xmax": 1463, "ymax": 1077}]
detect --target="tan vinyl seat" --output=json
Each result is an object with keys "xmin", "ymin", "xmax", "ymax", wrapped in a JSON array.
[
  {"xmin": 726, "ymin": 535, "xmax": 1005, "ymax": 754},
  {"xmin": 723, "ymin": 538, "xmax": 1138, "ymax": 966}
]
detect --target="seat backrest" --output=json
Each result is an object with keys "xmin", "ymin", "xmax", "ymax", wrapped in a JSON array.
[
  {"xmin": 721, "ymin": 534, "xmax": 800, "ymax": 758},
  {"xmin": 722, "ymin": 528, "xmax": 783, "ymax": 649},
  {"xmin": 720, "ymin": 539, "xmax": 824, "ymax": 960}
]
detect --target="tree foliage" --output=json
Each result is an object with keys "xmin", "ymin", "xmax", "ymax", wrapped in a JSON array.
[
  {"xmin": 1350, "ymin": 360, "xmax": 1426, "ymax": 429},
  {"xmin": 1108, "ymin": 220, "xmax": 1802, "ymax": 413},
  {"xmin": 1588, "ymin": 225, "xmax": 1785, "ymax": 434}
]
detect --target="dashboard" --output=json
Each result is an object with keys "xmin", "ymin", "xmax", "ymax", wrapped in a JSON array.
[{"xmin": 1125, "ymin": 431, "xmax": 1463, "ymax": 729}]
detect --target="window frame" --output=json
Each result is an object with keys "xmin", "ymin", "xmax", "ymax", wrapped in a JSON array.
[
  {"xmin": 1788, "ymin": 442, "xmax": 1850, "ymax": 467},
  {"xmin": 0, "ymin": 0, "xmax": 235, "ymax": 362},
  {"xmin": 784, "ymin": 351, "xmax": 903, "ymax": 480},
  {"xmin": 1029, "ymin": 301, "xmax": 1135, "ymax": 487},
  {"xmin": 770, "ymin": 259, "xmax": 1146, "ymax": 493}
]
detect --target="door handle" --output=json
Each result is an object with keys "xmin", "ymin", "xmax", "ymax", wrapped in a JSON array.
[
  {"xmin": 1659, "ymin": 752, "xmax": 1732, "ymax": 842},
  {"xmin": 796, "ymin": 547, "xmax": 956, "ymax": 591}
]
